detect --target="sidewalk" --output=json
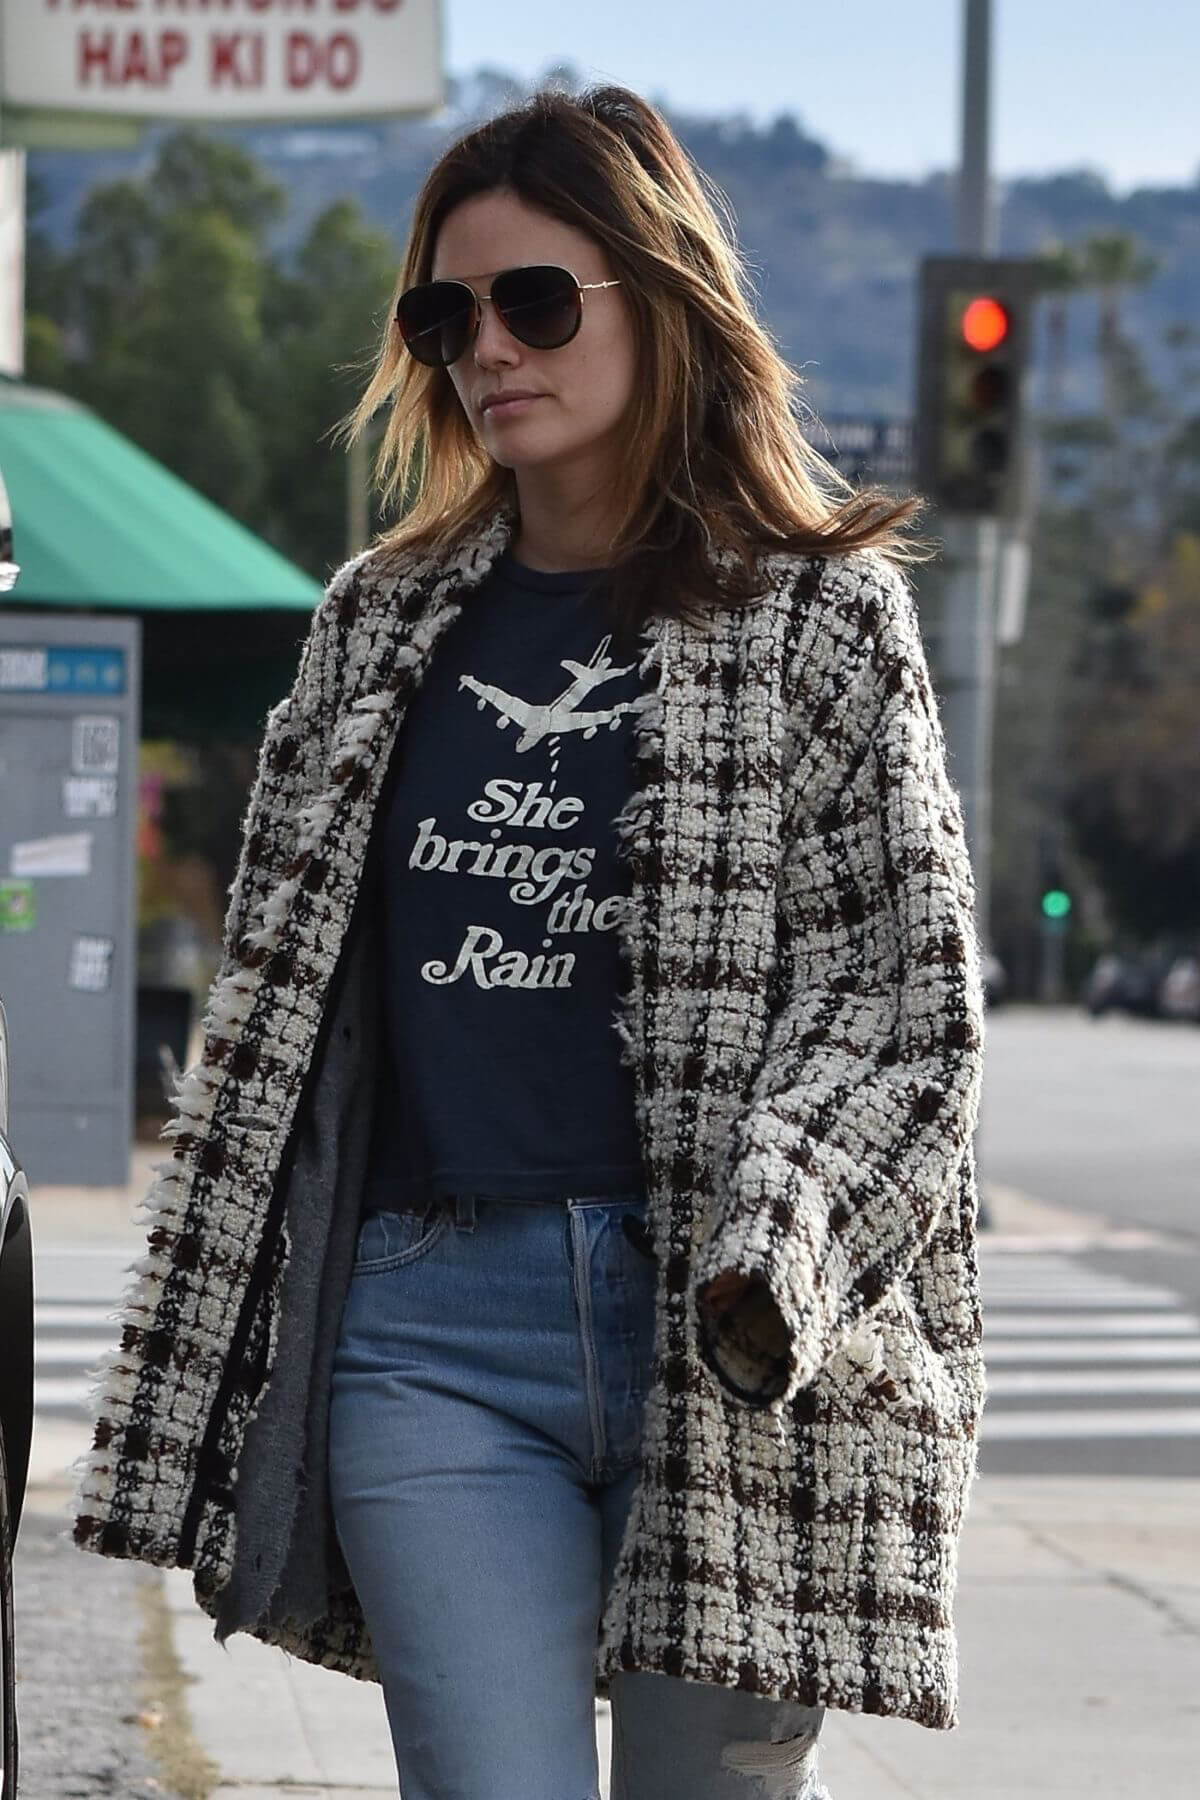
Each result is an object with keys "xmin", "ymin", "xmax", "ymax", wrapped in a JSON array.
[{"xmin": 24, "ymin": 1165, "xmax": 1200, "ymax": 1799}]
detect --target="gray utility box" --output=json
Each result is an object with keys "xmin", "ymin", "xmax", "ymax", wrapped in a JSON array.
[{"xmin": 0, "ymin": 611, "xmax": 141, "ymax": 1186}]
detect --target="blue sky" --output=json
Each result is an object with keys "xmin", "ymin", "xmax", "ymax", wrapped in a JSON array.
[{"xmin": 444, "ymin": 1, "xmax": 1198, "ymax": 194}]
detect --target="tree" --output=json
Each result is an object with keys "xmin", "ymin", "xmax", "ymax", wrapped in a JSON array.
[
  {"xmin": 1076, "ymin": 232, "xmax": 1161, "ymax": 556},
  {"xmin": 32, "ymin": 134, "xmax": 286, "ymax": 526},
  {"xmin": 87, "ymin": 203, "xmax": 269, "ymax": 518},
  {"xmin": 72, "ymin": 179, "xmax": 159, "ymax": 351},
  {"xmin": 153, "ymin": 129, "xmax": 285, "ymax": 239},
  {"xmin": 1160, "ymin": 322, "xmax": 1200, "ymax": 536},
  {"xmin": 260, "ymin": 197, "xmax": 398, "ymax": 575},
  {"xmin": 1030, "ymin": 239, "xmax": 1086, "ymax": 413},
  {"xmin": 1079, "ymin": 230, "xmax": 1160, "ymax": 365},
  {"xmin": 23, "ymin": 169, "xmax": 70, "ymax": 389},
  {"xmin": 1065, "ymin": 534, "xmax": 1200, "ymax": 939}
]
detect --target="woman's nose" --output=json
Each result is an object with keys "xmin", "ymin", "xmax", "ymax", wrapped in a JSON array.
[{"xmin": 473, "ymin": 299, "xmax": 521, "ymax": 369}]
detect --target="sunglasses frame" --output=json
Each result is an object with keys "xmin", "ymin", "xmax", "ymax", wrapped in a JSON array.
[{"xmin": 395, "ymin": 264, "xmax": 623, "ymax": 367}]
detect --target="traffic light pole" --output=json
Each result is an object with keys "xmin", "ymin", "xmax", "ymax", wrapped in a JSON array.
[
  {"xmin": 938, "ymin": 512, "xmax": 999, "ymax": 951},
  {"xmin": 952, "ymin": 0, "xmax": 995, "ymax": 1228},
  {"xmin": 946, "ymin": 0, "xmax": 997, "ymax": 950}
]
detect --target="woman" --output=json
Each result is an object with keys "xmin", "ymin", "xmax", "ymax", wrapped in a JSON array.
[{"xmin": 73, "ymin": 86, "xmax": 986, "ymax": 1800}]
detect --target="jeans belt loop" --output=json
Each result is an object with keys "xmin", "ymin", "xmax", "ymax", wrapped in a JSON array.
[{"xmin": 453, "ymin": 1192, "xmax": 477, "ymax": 1233}]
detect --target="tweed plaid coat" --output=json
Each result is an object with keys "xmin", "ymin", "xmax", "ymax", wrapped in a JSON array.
[{"xmin": 72, "ymin": 505, "xmax": 986, "ymax": 1731}]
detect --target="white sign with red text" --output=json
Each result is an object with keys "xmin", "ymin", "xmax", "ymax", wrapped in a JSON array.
[{"xmin": 1, "ymin": 0, "xmax": 443, "ymax": 121}]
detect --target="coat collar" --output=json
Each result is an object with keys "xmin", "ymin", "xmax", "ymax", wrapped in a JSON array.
[
  {"xmin": 337, "ymin": 500, "xmax": 790, "ymax": 720},
  {"xmin": 342, "ymin": 500, "xmax": 686, "ymax": 696}
]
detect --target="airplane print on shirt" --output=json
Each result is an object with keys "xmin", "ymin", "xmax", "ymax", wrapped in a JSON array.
[{"xmin": 458, "ymin": 632, "xmax": 641, "ymax": 755}]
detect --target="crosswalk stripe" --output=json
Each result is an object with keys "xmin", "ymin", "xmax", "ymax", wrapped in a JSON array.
[
  {"xmin": 981, "ymin": 1290, "xmax": 1122, "ymax": 1301},
  {"xmin": 977, "ymin": 1231, "xmax": 1168, "ymax": 1251},
  {"xmin": 981, "ymin": 1269, "xmax": 1166, "ymax": 1278},
  {"xmin": 985, "ymin": 1369, "xmax": 1200, "ymax": 1395},
  {"xmin": 981, "ymin": 1266, "xmax": 1157, "ymax": 1274},
  {"xmin": 35, "ymin": 1337, "xmax": 118, "ymax": 1365},
  {"xmin": 980, "ymin": 1268, "xmax": 1170, "ymax": 1282},
  {"xmin": 983, "ymin": 1408, "xmax": 1200, "ymax": 1439},
  {"xmin": 985, "ymin": 1338, "xmax": 1200, "ymax": 1362},
  {"xmin": 34, "ymin": 1377, "xmax": 96, "ymax": 1409},
  {"xmin": 980, "ymin": 1269, "xmax": 1170, "ymax": 1280},
  {"xmin": 35, "ymin": 1244, "xmax": 141, "ymax": 1257},
  {"xmin": 984, "ymin": 1312, "xmax": 1199, "ymax": 1335},
  {"xmin": 35, "ymin": 1305, "xmax": 123, "ymax": 1329},
  {"xmin": 980, "ymin": 1291, "xmax": 1177, "ymax": 1307}
]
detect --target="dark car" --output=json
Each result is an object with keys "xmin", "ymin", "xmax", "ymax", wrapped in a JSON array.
[{"xmin": 1083, "ymin": 946, "xmax": 1191, "ymax": 1020}]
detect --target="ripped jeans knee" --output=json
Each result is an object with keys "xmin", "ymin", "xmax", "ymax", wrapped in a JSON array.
[
  {"xmin": 609, "ymin": 1672, "xmax": 831, "ymax": 1800},
  {"xmin": 720, "ymin": 1718, "xmax": 831, "ymax": 1800}
]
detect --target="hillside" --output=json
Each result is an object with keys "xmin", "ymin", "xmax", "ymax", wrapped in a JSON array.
[{"xmin": 27, "ymin": 67, "xmax": 1200, "ymax": 421}]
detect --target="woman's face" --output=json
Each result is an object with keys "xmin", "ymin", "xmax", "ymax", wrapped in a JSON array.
[{"xmin": 430, "ymin": 187, "xmax": 637, "ymax": 481}]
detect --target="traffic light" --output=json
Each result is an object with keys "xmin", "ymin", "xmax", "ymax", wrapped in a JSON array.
[
  {"xmin": 915, "ymin": 255, "xmax": 1036, "ymax": 517},
  {"xmin": 1036, "ymin": 832, "xmax": 1073, "ymax": 926}
]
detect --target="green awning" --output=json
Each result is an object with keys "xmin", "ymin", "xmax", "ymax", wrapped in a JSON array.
[{"xmin": 0, "ymin": 380, "xmax": 322, "ymax": 612}]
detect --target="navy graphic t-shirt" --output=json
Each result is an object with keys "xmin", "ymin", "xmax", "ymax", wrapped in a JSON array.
[{"xmin": 363, "ymin": 550, "xmax": 647, "ymax": 1208}]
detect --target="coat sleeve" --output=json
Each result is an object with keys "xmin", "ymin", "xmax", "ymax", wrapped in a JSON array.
[
  {"xmin": 692, "ymin": 555, "xmax": 986, "ymax": 1414},
  {"xmin": 217, "ymin": 557, "xmax": 363, "ymax": 969}
]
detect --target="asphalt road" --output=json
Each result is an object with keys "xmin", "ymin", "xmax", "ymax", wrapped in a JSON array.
[{"xmin": 978, "ymin": 1003, "xmax": 1199, "ymax": 1241}]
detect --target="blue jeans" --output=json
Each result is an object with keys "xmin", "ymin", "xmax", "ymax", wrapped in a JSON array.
[{"xmin": 328, "ymin": 1191, "xmax": 830, "ymax": 1800}]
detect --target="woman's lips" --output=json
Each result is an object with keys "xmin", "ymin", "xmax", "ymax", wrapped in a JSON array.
[{"xmin": 481, "ymin": 395, "xmax": 545, "ymax": 419}]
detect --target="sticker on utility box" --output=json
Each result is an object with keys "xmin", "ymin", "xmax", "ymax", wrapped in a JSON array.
[
  {"xmin": 10, "ymin": 832, "xmax": 92, "ymax": 878},
  {"xmin": 63, "ymin": 776, "xmax": 118, "ymax": 819},
  {"xmin": 71, "ymin": 715, "xmax": 120, "ymax": 776},
  {"xmin": 0, "ymin": 648, "xmax": 48, "ymax": 691},
  {"xmin": 0, "ymin": 648, "xmax": 126, "ymax": 695},
  {"xmin": 68, "ymin": 935, "xmax": 115, "ymax": 993},
  {"xmin": 0, "ymin": 880, "xmax": 36, "ymax": 932}
]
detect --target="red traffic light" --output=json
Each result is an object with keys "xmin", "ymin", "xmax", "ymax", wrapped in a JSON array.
[
  {"xmin": 960, "ymin": 296, "xmax": 1010, "ymax": 352},
  {"xmin": 918, "ymin": 255, "xmax": 1034, "ymax": 516}
]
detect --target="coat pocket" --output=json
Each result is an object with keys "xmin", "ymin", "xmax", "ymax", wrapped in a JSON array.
[{"xmin": 818, "ymin": 1292, "xmax": 969, "ymax": 1435}]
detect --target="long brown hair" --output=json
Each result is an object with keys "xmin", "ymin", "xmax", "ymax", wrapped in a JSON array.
[{"xmin": 340, "ymin": 84, "xmax": 934, "ymax": 629}]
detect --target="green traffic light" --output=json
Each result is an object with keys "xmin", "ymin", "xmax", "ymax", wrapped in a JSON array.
[{"xmin": 1041, "ymin": 889, "xmax": 1071, "ymax": 920}]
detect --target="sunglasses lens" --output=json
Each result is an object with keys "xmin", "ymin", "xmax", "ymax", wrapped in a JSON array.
[
  {"xmin": 491, "ymin": 265, "xmax": 582, "ymax": 349},
  {"xmin": 397, "ymin": 281, "xmax": 475, "ymax": 366}
]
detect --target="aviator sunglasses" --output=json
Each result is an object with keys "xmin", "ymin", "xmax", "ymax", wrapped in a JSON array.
[{"xmin": 395, "ymin": 263, "xmax": 622, "ymax": 368}]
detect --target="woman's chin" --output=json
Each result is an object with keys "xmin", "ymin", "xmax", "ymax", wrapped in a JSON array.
[{"xmin": 484, "ymin": 433, "xmax": 568, "ymax": 473}]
